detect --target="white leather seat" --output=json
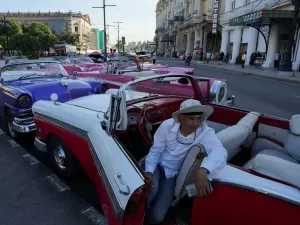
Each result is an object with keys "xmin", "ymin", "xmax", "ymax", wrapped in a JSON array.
[
  {"xmin": 244, "ymin": 115, "xmax": 300, "ymax": 187},
  {"xmin": 216, "ymin": 112, "xmax": 260, "ymax": 160},
  {"xmin": 251, "ymin": 137, "xmax": 285, "ymax": 157}
]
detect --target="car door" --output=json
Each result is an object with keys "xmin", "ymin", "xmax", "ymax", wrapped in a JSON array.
[
  {"xmin": 88, "ymin": 124, "xmax": 145, "ymax": 225},
  {"xmin": 87, "ymin": 93, "xmax": 145, "ymax": 224}
]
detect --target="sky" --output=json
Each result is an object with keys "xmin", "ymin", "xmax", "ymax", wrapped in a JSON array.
[{"xmin": 1, "ymin": 0, "xmax": 159, "ymax": 44}]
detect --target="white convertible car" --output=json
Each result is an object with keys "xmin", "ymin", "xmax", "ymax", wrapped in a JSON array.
[{"xmin": 32, "ymin": 74, "xmax": 299, "ymax": 225}]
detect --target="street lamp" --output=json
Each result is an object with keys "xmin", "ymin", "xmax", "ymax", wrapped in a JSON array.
[
  {"xmin": 92, "ymin": 0, "xmax": 116, "ymax": 57},
  {"xmin": 278, "ymin": 0, "xmax": 300, "ymax": 71}
]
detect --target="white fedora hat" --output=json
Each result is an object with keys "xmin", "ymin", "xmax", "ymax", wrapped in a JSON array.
[{"xmin": 172, "ymin": 99, "xmax": 214, "ymax": 123}]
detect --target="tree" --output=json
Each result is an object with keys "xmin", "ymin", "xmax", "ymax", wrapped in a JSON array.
[
  {"xmin": 58, "ymin": 29, "xmax": 80, "ymax": 46},
  {"xmin": 10, "ymin": 33, "xmax": 40, "ymax": 57},
  {"xmin": 115, "ymin": 40, "xmax": 124, "ymax": 51},
  {"xmin": 26, "ymin": 23, "xmax": 57, "ymax": 51}
]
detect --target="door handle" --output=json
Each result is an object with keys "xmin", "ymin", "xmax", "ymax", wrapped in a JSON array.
[{"xmin": 114, "ymin": 173, "xmax": 130, "ymax": 196}]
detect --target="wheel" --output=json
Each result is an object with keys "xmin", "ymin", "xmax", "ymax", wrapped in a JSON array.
[
  {"xmin": 3, "ymin": 109, "xmax": 21, "ymax": 139},
  {"xmin": 48, "ymin": 135, "xmax": 81, "ymax": 179}
]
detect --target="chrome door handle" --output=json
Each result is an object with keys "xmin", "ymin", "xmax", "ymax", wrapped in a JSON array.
[{"xmin": 114, "ymin": 173, "xmax": 130, "ymax": 196}]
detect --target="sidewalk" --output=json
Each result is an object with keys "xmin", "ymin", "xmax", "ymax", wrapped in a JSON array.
[
  {"xmin": 160, "ymin": 57, "xmax": 300, "ymax": 84},
  {"xmin": 0, "ymin": 128, "xmax": 106, "ymax": 225},
  {"xmin": 193, "ymin": 62, "xmax": 300, "ymax": 84}
]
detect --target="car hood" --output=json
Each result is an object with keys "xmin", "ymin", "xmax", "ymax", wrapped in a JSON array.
[
  {"xmin": 7, "ymin": 77, "xmax": 93, "ymax": 102},
  {"xmin": 66, "ymin": 89, "xmax": 151, "ymax": 112}
]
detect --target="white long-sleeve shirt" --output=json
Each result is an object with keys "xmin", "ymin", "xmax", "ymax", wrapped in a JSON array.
[{"xmin": 145, "ymin": 118, "xmax": 228, "ymax": 179}]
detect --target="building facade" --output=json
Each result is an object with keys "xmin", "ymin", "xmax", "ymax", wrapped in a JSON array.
[
  {"xmin": 88, "ymin": 28, "xmax": 104, "ymax": 52},
  {"xmin": 155, "ymin": 0, "xmax": 225, "ymax": 57},
  {"xmin": 220, "ymin": 0, "xmax": 300, "ymax": 69},
  {"xmin": 0, "ymin": 11, "xmax": 92, "ymax": 53}
]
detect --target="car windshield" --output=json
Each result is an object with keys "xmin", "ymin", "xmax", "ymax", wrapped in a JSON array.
[
  {"xmin": 71, "ymin": 57, "xmax": 94, "ymax": 63},
  {"xmin": 123, "ymin": 75, "xmax": 195, "ymax": 102},
  {"xmin": 0, "ymin": 62, "xmax": 68, "ymax": 82}
]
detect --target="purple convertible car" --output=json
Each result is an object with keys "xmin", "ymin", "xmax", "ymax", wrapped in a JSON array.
[{"xmin": 0, "ymin": 60, "xmax": 107, "ymax": 139}]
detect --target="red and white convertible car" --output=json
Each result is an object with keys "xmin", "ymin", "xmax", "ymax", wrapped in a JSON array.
[{"xmin": 32, "ymin": 74, "xmax": 299, "ymax": 225}]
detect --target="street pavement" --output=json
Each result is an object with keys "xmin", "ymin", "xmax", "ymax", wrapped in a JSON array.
[
  {"xmin": 0, "ymin": 129, "xmax": 105, "ymax": 225},
  {"xmin": 158, "ymin": 58, "xmax": 300, "ymax": 119}
]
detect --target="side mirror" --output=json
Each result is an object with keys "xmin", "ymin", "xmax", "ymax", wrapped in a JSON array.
[{"xmin": 72, "ymin": 71, "xmax": 77, "ymax": 77}]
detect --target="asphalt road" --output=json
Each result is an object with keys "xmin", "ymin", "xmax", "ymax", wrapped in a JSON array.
[
  {"xmin": 0, "ymin": 130, "xmax": 104, "ymax": 225},
  {"xmin": 159, "ymin": 58, "xmax": 300, "ymax": 119}
]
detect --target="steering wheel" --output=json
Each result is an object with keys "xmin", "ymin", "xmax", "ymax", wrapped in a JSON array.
[{"xmin": 138, "ymin": 104, "xmax": 166, "ymax": 146}]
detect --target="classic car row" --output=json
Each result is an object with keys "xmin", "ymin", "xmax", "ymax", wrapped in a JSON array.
[
  {"xmin": 0, "ymin": 59, "xmax": 233, "ymax": 139},
  {"xmin": 1, "ymin": 59, "xmax": 298, "ymax": 225}
]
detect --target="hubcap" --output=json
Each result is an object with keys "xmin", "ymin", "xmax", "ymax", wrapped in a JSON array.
[
  {"xmin": 53, "ymin": 144, "xmax": 67, "ymax": 170},
  {"xmin": 7, "ymin": 115, "xmax": 16, "ymax": 138}
]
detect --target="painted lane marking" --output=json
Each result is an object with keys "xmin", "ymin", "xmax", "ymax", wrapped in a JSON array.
[
  {"xmin": 291, "ymin": 94, "xmax": 300, "ymax": 99},
  {"xmin": 0, "ymin": 128, "xmax": 4, "ymax": 135},
  {"xmin": 46, "ymin": 174, "xmax": 70, "ymax": 192},
  {"xmin": 7, "ymin": 139, "xmax": 20, "ymax": 148},
  {"xmin": 81, "ymin": 207, "xmax": 107, "ymax": 225},
  {"xmin": 22, "ymin": 154, "xmax": 39, "ymax": 165}
]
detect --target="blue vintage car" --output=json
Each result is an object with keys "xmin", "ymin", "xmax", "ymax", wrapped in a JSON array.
[{"xmin": 0, "ymin": 60, "xmax": 107, "ymax": 139}]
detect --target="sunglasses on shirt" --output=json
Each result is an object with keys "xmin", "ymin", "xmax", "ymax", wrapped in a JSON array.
[{"xmin": 176, "ymin": 129, "xmax": 196, "ymax": 145}]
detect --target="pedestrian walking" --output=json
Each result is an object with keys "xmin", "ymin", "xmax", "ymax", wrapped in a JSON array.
[
  {"xmin": 274, "ymin": 52, "xmax": 279, "ymax": 68},
  {"xmin": 152, "ymin": 54, "xmax": 156, "ymax": 64},
  {"xmin": 241, "ymin": 52, "xmax": 247, "ymax": 68},
  {"xmin": 218, "ymin": 51, "xmax": 224, "ymax": 65}
]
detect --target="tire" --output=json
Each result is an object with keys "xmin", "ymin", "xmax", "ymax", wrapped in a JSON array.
[
  {"xmin": 3, "ymin": 109, "xmax": 21, "ymax": 139},
  {"xmin": 48, "ymin": 135, "xmax": 81, "ymax": 179}
]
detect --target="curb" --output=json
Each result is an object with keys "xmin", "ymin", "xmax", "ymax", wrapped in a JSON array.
[
  {"xmin": 193, "ymin": 63, "xmax": 300, "ymax": 84},
  {"xmin": 159, "ymin": 58, "xmax": 300, "ymax": 84}
]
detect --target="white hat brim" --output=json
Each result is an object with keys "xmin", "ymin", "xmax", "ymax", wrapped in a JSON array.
[{"xmin": 172, "ymin": 105, "xmax": 214, "ymax": 123}]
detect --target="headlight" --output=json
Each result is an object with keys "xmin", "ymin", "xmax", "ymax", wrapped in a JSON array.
[
  {"xmin": 209, "ymin": 81, "xmax": 227, "ymax": 105},
  {"xmin": 18, "ymin": 94, "xmax": 32, "ymax": 107}
]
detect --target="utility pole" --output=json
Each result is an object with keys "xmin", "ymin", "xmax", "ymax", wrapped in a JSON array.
[
  {"xmin": 92, "ymin": 0, "xmax": 116, "ymax": 57},
  {"xmin": 114, "ymin": 20, "xmax": 123, "ymax": 52},
  {"xmin": 106, "ymin": 24, "xmax": 114, "ymax": 49},
  {"xmin": 1, "ymin": 16, "xmax": 11, "ymax": 56},
  {"xmin": 279, "ymin": 0, "xmax": 300, "ymax": 71}
]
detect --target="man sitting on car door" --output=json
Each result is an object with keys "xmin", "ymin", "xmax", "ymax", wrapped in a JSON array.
[{"xmin": 143, "ymin": 99, "xmax": 228, "ymax": 224}]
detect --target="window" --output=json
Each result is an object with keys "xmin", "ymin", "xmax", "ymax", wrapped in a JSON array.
[
  {"xmin": 231, "ymin": 0, "xmax": 236, "ymax": 10},
  {"xmin": 75, "ymin": 27, "xmax": 78, "ymax": 33},
  {"xmin": 245, "ymin": 0, "xmax": 250, "ymax": 4}
]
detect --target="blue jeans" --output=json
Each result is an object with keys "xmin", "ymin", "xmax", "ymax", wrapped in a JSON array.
[{"xmin": 144, "ymin": 165, "xmax": 177, "ymax": 224}]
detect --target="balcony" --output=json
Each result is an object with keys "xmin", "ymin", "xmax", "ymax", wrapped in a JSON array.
[
  {"xmin": 221, "ymin": 0, "xmax": 290, "ymax": 23},
  {"xmin": 155, "ymin": 27, "xmax": 165, "ymax": 33}
]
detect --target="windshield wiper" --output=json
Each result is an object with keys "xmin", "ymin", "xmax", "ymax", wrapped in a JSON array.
[
  {"xmin": 18, "ymin": 74, "xmax": 44, "ymax": 80},
  {"xmin": 45, "ymin": 73, "xmax": 66, "ymax": 77}
]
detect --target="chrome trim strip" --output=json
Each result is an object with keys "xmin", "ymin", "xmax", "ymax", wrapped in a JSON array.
[
  {"xmin": 212, "ymin": 180, "xmax": 300, "ymax": 206},
  {"xmin": 34, "ymin": 112, "xmax": 123, "ymax": 219},
  {"xmin": 34, "ymin": 136, "xmax": 47, "ymax": 153}
]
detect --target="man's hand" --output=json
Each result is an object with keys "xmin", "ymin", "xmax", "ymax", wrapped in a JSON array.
[
  {"xmin": 145, "ymin": 172, "xmax": 154, "ymax": 187},
  {"xmin": 196, "ymin": 168, "xmax": 213, "ymax": 197}
]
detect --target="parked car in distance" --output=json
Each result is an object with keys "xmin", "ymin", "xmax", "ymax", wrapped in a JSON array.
[{"xmin": 0, "ymin": 61, "xmax": 108, "ymax": 139}]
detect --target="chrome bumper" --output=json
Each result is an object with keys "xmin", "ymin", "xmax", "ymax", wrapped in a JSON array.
[
  {"xmin": 12, "ymin": 120, "xmax": 36, "ymax": 133},
  {"xmin": 34, "ymin": 136, "xmax": 47, "ymax": 153}
]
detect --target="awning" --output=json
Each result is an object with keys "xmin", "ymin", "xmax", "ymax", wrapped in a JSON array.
[
  {"xmin": 160, "ymin": 36, "xmax": 174, "ymax": 42},
  {"xmin": 229, "ymin": 10, "xmax": 298, "ymax": 26}
]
